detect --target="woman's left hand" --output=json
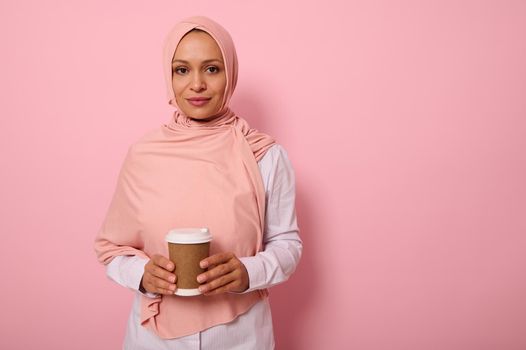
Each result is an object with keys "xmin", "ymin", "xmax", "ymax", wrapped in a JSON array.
[{"xmin": 197, "ymin": 252, "xmax": 249, "ymax": 295}]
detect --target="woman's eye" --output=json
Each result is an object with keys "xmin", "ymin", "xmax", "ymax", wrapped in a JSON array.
[
  {"xmin": 206, "ymin": 66, "xmax": 219, "ymax": 73},
  {"xmin": 174, "ymin": 67, "xmax": 188, "ymax": 74}
]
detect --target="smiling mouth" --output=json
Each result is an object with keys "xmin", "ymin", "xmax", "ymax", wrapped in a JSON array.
[{"xmin": 186, "ymin": 98, "xmax": 211, "ymax": 107}]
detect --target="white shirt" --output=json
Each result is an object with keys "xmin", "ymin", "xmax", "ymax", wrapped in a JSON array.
[{"xmin": 105, "ymin": 144, "xmax": 302, "ymax": 350}]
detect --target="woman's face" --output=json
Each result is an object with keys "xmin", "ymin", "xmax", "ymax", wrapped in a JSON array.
[{"xmin": 171, "ymin": 30, "xmax": 227, "ymax": 120}]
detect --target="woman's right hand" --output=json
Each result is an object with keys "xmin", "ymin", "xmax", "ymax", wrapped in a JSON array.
[{"xmin": 141, "ymin": 254, "xmax": 177, "ymax": 295}]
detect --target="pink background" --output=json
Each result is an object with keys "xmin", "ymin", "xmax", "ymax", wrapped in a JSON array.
[{"xmin": 1, "ymin": 1, "xmax": 525, "ymax": 349}]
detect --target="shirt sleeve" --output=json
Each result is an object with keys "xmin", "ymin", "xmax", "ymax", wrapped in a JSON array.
[
  {"xmin": 105, "ymin": 255, "xmax": 160, "ymax": 298},
  {"xmin": 237, "ymin": 144, "xmax": 303, "ymax": 293}
]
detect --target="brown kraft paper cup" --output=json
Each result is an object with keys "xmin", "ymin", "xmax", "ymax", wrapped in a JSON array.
[{"xmin": 165, "ymin": 228, "xmax": 212, "ymax": 296}]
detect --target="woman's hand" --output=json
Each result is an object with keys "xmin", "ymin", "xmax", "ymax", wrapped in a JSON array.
[
  {"xmin": 197, "ymin": 252, "xmax": 249, "ymax": 295},
  {"xmin": 141, "ymin": 254, "xmax": 177, "ymax": 295}
]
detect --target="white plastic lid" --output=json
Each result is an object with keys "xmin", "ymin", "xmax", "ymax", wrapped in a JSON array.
[{"xmin": 165, "ymin": 228, "xmax": 212, "ymax": 244}]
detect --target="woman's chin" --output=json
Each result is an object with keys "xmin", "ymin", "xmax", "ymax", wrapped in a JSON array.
[
  {"xmin": 186, "ymin": 109, "xmax": 221, "ymax": 121},
  {"xmin": 188, "ymin": 113, "xmax": 216, "ymax": 121}
]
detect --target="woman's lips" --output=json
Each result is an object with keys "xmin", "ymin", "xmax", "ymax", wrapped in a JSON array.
[{"xmin": 187, "ymin": 97, "xmax": 211, "ymax": 107}]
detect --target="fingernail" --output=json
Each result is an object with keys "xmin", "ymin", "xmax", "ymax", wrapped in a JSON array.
[
  {"xmin": 170, "ymin": 275, "xmax": 176, "ymax": 283},
  {"xmin": 198, "ymin": 286, "xmax": 206, "ymax": 293},
  {"xmin": 200, "ymin": 261, "xmax": 207, "ymax": 268},
  {"xmin": 197, "ymin": 275, "xmax": 205, "ymax": 283}
]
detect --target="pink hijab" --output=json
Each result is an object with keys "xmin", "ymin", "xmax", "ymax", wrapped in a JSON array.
[{"xmin": 94, "ymin": 16, "xmax": 275, "ymax": 339}]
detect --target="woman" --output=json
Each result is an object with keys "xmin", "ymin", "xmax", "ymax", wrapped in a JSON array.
[{"xmin": 94, "ymin": 15, "xmax": 302, "ymax": 349}]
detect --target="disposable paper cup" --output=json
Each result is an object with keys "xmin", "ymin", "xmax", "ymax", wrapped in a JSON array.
[{"xmin": 165, "ymin": 228, "xmax": 212, "ymax": 296}]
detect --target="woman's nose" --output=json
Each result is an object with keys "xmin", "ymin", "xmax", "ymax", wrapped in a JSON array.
[{"xmin": 190, "ymin": 73, "xmax": 206, "ymax": 91}]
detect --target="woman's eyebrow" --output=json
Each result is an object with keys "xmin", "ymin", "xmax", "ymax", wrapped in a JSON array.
[{"xmin": 172, "ymin": 59, "xmax": 224, "ymax": 65}]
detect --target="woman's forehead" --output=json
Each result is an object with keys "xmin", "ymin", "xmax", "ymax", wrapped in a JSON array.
[{"xmin": 172, "ymin": 30, "xmax": 224, "ymax": 62}]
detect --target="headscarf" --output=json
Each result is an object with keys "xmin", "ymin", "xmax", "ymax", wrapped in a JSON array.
[{"xmin": 94, "ymin": 15, "xmax": 275, "ymax": 339}]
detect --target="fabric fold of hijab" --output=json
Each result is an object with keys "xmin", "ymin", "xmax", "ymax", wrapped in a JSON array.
[{"xmin": 94, "ymin": 15, "xmax": 275, "ymax": 339}]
